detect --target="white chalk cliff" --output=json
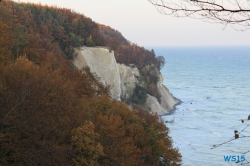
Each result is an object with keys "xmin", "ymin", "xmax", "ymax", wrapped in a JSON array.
[
  {"xmin": 118, "ymin": 64, "xmax": 141, "ymax": 101},
  {"xmin": 146, "ymin": 74, "xmax": 179, "ymax": 115},
  {"xmin": 73, "ymin": 47, "xmax": 121, "ymax": 101},
  {"xmin": 73, "ymin": 46, "xmax": 179, "ymax": 115}
]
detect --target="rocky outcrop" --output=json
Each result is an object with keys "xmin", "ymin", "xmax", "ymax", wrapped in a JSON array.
[
  {"xmin": 118, "ymin": 64, "xmax": 141, "ymax": 101},
  {"xmin": 157, "ymin": 74, "xmax": 179, "ymax": 112},
  {"xmin": 73, "ymin": 46, "xmax": 179, "ymax": 115},
  {"xmin": 146, "ymin": 95, "xmax": 168, "ymax": 115},
  {"xmin": 146, "ymin": 73, "xmax": 179, "ymax": 115},
  {"xmin": 73, "ymin": 47, "xmax": 121, "ymax": 101}
]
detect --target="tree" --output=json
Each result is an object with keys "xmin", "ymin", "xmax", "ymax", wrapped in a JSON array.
[
  {"xmin": 131, "ymin": 85, "xmax": 148, "ymax": 105},
  {"xmin": 0, "ymin": 20, "xmax": 11, "ymax": 63},
  {"xmin": 86, "ymin": 34, "xmax": 95, "ymax": 46},
  {"xmin": 148, "ymin": 0, "xmax": 250, "ymax": 30},
  {"xmin": 70, "ymin": 121, "xmax": 104, "ymax": 166},
  {"xmin": 0, "ymin": 1, "xmax": 182, "ymax": 165},
  {"xmin": 156, "ymin": 55, "xmax": 165, "ymax": 70},
  {"xmin": 12, "ymin": 25, "xmax": 29, "ymax": 58}
]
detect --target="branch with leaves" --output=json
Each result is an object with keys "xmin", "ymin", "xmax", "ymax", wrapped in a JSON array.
[{"xmin": 211, "ymin": 115, "xmax": 250, "ymax": 164}]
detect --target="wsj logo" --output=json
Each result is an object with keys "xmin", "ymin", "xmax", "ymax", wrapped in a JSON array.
[{"xmin": 224, "ymin": 155, "xmax": 245, "ymax": 162}]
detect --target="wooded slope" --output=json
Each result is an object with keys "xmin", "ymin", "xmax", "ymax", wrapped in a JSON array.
[{"xmin": 0, "ymin": 1, "xmax": 181, "ymax": 165}]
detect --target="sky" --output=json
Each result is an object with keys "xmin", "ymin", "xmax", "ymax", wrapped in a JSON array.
[{"xmin": 17, "ymin": 0, "xmax": 250, "ymax": 47}]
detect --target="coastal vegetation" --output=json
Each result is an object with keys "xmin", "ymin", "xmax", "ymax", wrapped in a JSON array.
[
  {"xmin": 0, "ymin": 0, "xmax": 181, "ymax": 165},
  {"xmin": 0, "ymin": 0, "xmax": 165, "ymax": 103}
]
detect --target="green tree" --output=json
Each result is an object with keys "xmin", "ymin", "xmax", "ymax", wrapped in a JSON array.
[
  {"xmin": 131, "ymin": 85, "xmax": 148, "ymax": 105},
  {"xmin": 156, "ymin": 55, "xmax": 165, "ymax": 70},
  {"xmin": 86, "ymin": 34, "xmax": 95, "ymax": 46},
  {"xmin": 12, "ymin": 25, "xmax": 29, "ymax": 58}
]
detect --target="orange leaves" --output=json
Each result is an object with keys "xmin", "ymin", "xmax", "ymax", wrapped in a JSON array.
[
  {"xmin": 0, "ymin": 21, "xmax": 11, "ymax": 46},
  {"xmin": 86, "ymin": 97, "xmax": 182, "ymax": 166},
  {"xmin": 95, "ymin": 114, "xmax": 125, "ymax": 137},
  {"xmin": 0, "ymin": 1, "xmax": 182, "ymax": 165},
  {"xmin": 0, "ymin": 20, "xmax": 11, "ymax": 63},
  {"xmin": 94, "ymin": 113, "xmax": 142, "ymax": 166},
  {"xmin": 71, "ymin": 121, "xmax": 104, "ymax": 166},
  {"xmin": 0, "ymin": 56, "xmax": 181, "ymax": 165},
  {"xmin": 114, "ymin": 44, "xmax": 158, "ymax": 69}
]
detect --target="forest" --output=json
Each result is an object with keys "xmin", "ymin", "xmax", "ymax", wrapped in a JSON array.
[{"xmin": 0, "ymin": 1, "xmax": 181, "ymax": 165}]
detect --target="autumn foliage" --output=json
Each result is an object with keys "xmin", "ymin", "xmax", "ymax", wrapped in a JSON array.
[{"xmin": 0, "ymin": 1, "xmax": 181, "ymax": 165}]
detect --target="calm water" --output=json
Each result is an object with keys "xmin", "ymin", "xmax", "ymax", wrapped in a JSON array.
[{"xmin": 154, "ymin": 46, "xmax": 250, "ymax": 166}]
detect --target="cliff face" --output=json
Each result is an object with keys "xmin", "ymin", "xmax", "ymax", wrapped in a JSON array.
[
  {"xmin": 118, "ymin": 64, "xmax": 141, "ymax": 101},
  {"xmin": 74, "ymin": 46, "xmax": 178, "ymax": 115},
  {"xmin": 145, "ymin": 70, "xmax": 179, "ymax": 115},
  {"xmin": 157, "ymin": 74, "xmax": 179, "ymax": 112},
  {"xmin": 73, "ymin": 47, "xmax": 121, "ymax": 101}
]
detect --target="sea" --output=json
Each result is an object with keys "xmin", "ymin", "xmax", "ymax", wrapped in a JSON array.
[{"xmin": 153, "ymin": 46, "xmax": 250, "ymax": 166}]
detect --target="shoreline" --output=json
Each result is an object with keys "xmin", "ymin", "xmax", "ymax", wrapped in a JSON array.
[
  {"xmin": 159, "ymin": 97, "xmax": 182, "ymax": 117},
  {"xmin": 161, "ymin": 84, "xmax": 182, "ymax": 116}
]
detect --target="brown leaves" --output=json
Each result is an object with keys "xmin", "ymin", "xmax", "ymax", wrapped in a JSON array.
[
  {"xmin": 241, "ymin": 115, "xmax": 250, "ymax": 123},
  {"xmin": 236, "ymin": 115, "xmax": 250, "ymax": 139},
  {"xmin": 0, "ymin": 57, "xmax": 182, "ymax": 165},
  {"xmin": 115, "ymin": 44, "xmax": 158, "ymax": 69},
  {"xmin": 234, "ymin": 130, "xmax": 239, "ymax": 139},
  {"xmin": 71, "ymin": 121, "xmax": 104, "ymax": 166},
  {"xmin": 0, "ymin": 20, "xmax": 11, "ymax": 63},
  {"xmin": 0, "ymin": 57, "xmax": 98, "ymax": 165},
  {"xmin": 0, "ymin": 1, "xmax": 182, "ymax": 165}
]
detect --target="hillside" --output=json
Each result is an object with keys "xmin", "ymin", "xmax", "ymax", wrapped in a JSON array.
[
  {"xmin": 73, "ymin": 46, "xmax": 179, "ymax": 115},
  {"xmin": 98, "ymin": 24, "xmax": 130, "ymax": 47},
  {"xmin": 0, "ymin": 1, "xmax": 181, "ymax": 165}
]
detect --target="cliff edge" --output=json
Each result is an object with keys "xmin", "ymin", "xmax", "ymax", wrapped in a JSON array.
[
  {"xmin": 74, "ymin": 47, "xmax": 121, "ymax": 101},
  {"xmin": 73, "ymin": 46, "xmax": 179, "ymax": 115}
]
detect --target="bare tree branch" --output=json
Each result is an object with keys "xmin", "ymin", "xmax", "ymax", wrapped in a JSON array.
[{"xmin": 148, "ymin": 0, "xmax": 250, "ymax": 30}]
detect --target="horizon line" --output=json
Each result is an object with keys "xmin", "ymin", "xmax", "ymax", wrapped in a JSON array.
[{"xmin": 145, "ymin": 45, "xmax": 250, "ymax": 48}]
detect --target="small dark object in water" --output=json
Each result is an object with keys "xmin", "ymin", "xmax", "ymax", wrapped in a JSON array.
[{"xmin": 165, "ymin": 118, "xmax": 175, "ymax": 123}]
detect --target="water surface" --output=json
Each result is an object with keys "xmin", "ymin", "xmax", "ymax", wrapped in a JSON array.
[{"xmin": 154, "ymin": 46, "xmax": 250, "ymax": 166}]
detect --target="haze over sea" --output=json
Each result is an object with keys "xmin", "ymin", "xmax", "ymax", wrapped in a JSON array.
[{"xmin": 154, "ymin": 46, "xmax": 250, "ymax": 166}]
